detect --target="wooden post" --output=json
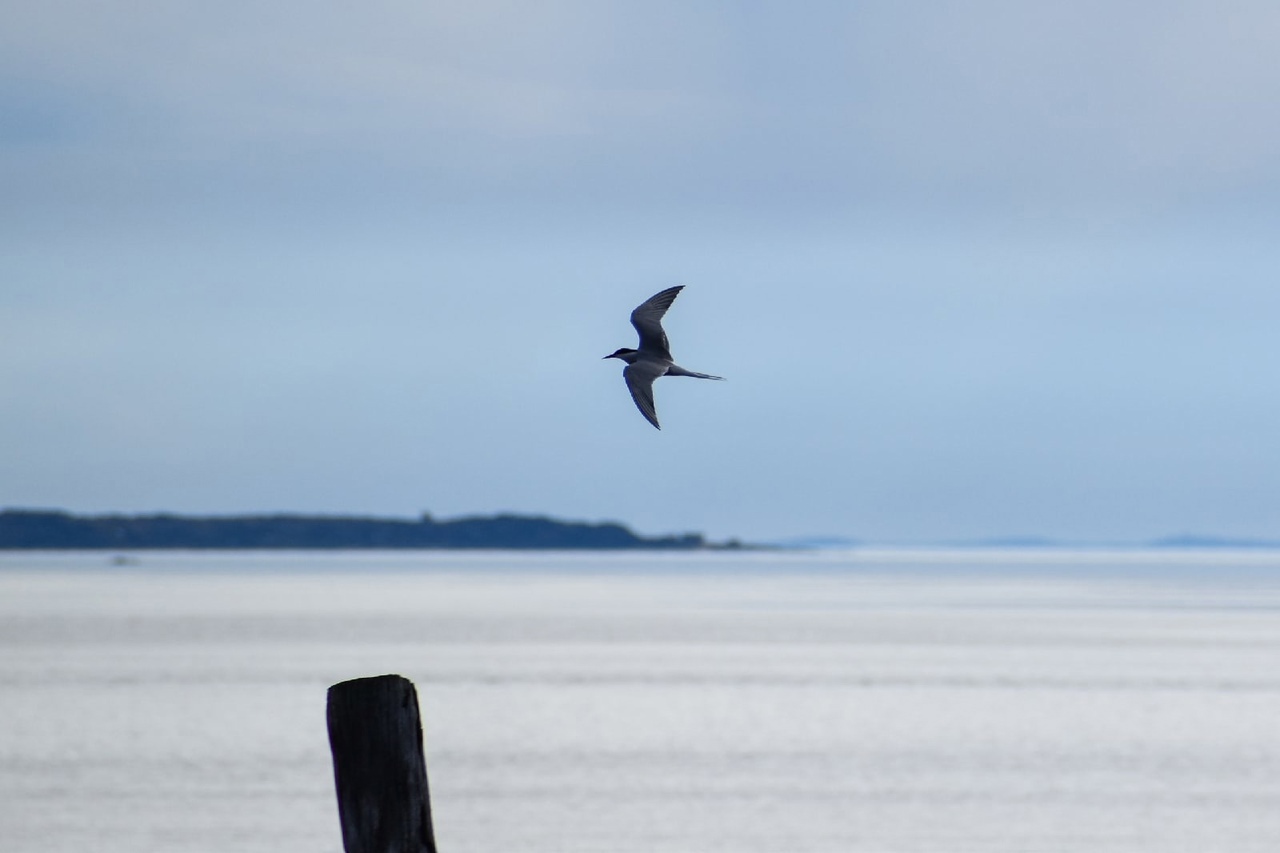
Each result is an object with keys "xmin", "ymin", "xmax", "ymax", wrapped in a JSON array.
[{"xmin": 327, "ymin": 674, "xmax": 439, "ymax": 853}]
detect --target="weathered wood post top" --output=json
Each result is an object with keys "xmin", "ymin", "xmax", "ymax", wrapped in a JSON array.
[{"xmin": 327, "ymin": 674, "xmax": 439, "ymax": 853}]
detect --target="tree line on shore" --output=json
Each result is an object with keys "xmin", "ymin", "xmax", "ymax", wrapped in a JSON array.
[{"xmin": 0, "ymin": 508, "xmax": 709, "ymax": 550}]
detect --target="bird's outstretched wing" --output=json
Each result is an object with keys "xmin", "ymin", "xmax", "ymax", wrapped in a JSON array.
[
  {"xmin": 623, "ymin": 360, "xmax": 668, "ymax": 430},
  {"xmin": 630, "ymin": 285, "xmax": 683, "ymax": 359}
]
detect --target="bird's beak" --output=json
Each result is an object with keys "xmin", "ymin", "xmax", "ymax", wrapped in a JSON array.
[{"xmin": 602, "ymin": 353, "xmax": 614, "ymax": 359}]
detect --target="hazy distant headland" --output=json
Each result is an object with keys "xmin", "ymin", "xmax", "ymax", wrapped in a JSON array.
[{"xmin": 0, "ymin": 509, "xmax": 716, "ymax": 550}]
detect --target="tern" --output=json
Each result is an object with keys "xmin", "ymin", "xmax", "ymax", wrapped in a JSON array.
[{"xmin": 603, "ymin": 285, "xmax": 723, "ymax": 430}]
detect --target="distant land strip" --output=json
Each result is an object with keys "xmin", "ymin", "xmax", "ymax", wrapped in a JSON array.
[{"xmin": 0, "ymin": 508, "xmax": 720, "ymax": 550}]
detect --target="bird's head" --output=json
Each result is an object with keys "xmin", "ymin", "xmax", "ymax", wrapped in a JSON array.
[{"xmin": 603, "ymin": 348, "xmax": 638, "ymax": 362}]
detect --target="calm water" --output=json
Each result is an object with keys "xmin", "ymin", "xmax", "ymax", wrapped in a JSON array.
[{"xmin": 2, "ymin": 548, "xmax": 1280, "ymax": 852}]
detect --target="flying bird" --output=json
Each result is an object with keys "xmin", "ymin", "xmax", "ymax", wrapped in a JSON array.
[{"xmin": 603, "ymin": 285, "xmax": 723, "ymax": 430}]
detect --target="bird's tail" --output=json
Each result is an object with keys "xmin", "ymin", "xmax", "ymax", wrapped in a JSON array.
[{"xmin": 667, "ymin": 365, "xmax": 725, "ymax": 380}]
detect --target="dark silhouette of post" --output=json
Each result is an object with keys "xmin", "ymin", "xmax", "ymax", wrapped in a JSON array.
[{"xmin": 327, "ymin": 674, "xmax": 438, "ymax": 853}]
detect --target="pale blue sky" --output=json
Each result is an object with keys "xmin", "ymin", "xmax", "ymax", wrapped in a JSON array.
[{"xmin": 3, "ymin": 2, "xmax": 1279, "ymax": 542}]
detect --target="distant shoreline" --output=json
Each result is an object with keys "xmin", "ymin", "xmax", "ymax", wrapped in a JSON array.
[
  {"xmin": 0, "ymin": 508, "xmax": 732, "ymax": 550},
  {"xmin": 3, "ymin": 508, "xmax": 1273, "ymax": 552}
]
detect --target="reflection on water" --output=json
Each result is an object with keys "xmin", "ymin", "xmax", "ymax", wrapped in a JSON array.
[{"xmin": 2, "ymin": 549, "xmax": 1280, "ymax": 852}]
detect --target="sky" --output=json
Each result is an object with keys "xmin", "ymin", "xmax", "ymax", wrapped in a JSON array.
[{"xmin": 3, "ymin": 1, "xmax": 1280, "ymax": 544}]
